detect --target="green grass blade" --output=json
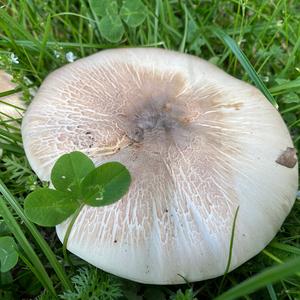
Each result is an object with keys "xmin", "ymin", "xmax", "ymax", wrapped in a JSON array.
[
  {"xmin": 0, "ymin": 128, "xmax": 22, "ymax": 143},
  {"xmin": 37, "ymin": 15, "xmax": 52, "ymax": 73},
  {"xmin": 17, "ymin": 251, "xmax": 52, "ymax": 293},
  {"xmin": 179, "ymin": 2, "xmax": 188, "ymax": 52},
  {"xmin": 0, "ymin": 179, "xmax": 73, "ymax": 291},
  {"xmin": 0, "ymin": 100, "xmax": 25, "ymax": 112},
  {"xmin": 0, "ymin": 9, "xmax": 35, "ymax": 42},
  {"xmin": 224, "ymin": 207, "xmax": 240, "ymax": 274},
  {"xmin": 269, "ymin": 77, "xmax": 300, "ymax": 94},
  {"xmin": 0, "ymin": 87, "xmax": 23, "ymax": 98},
  {"xmin": 269, "ymin": 242, "xmax": 300, "ymax": 255},
  {"xmin": 219, "ymin": 207, "xmax": 240, "ymax": 292},
  {"xmin": 153, "ymin": 0, "xmax": 160, "ymax": 45},
  {"xmin": 215, "ymin": 256, "xmax": 300, "ymax": 300},
  {"xmin": 267, "ymin": 284, "xmax": 277, "ymax": 300},
  {"xmin": 280, "ymin": 26, "xmax": 300, "ymax": 77},
  {"xmin": 211, "ymin": 27, "xmax": 278, "ymax": 108},
  {"xmin": 281, "ymin": 103, "xmax": 300, "ymax": 114},
  {"xmin": 263, "ymin": 249, "xmax": 283, "ymax": 264},
  {"xmin": 0, "ymin": 197, "xmax": 56, "ymax": 295},
  {"xmin": 0, "ymin": 142, "xmax": 24, "ymax": 154}
]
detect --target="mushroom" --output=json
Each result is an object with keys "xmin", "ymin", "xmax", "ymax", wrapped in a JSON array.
[
  {"xmin": 21, "ymin": 48, "xmax": 298, "ymax": 284},
  {"xmin": 0, "ymin": 70, "xmax": 25, "ymax": 157},
  {"xmin": 0, "ymin": 70, "xmax": 24, "ymax": 124}
]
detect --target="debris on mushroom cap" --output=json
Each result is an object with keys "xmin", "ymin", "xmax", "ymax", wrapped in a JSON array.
[
  {"xmin": 21, "ymin": 48, "xmax": 298, "ymax": 284},
  {"xmin": 0, "ymin": 70, "xmax": 24, "ymax": 125},
  {"xmin": 276, "ymin": 147, "xmax": 297, "ymax": 168}
]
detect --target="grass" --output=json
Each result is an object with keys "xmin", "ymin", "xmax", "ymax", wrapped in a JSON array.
[{"xmin": 0, "ymin": 0, "xmax": 300, "ymax": 299}]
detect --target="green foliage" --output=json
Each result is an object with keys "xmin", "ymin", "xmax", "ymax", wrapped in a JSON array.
[
  {"xmin": 17, "ymin": 269, "xmax": 43, "ymax": 297},
  {"xmin": 170, "ymin": 289, "xmax": 195, "ymax": 300},
  {"xmin": 24, "ymin": 151, "xmax": 131, "ymax": 226},
  {"xmin": 89, "ymin": 0, "xmax": 147, "ymax": 42},
  {"xmin": 0, "ymin": 196, "xmax": 56, "ymax": 295},
  {"xmin": 89, "ymin": 0, "xmax": 118, "ymax": 17},
  {"xmin": 59, "ymin": 267, "xmax": 123, "ymax": 300},
  {"xmin": 36, "ymin": 290, "xmax": 58, "ymax": 300},
  {"xmin": 120, "ymin": 0, "xmax": 147, "ymax": 28},
  {"xmin": 0, "ymin": 154, "xmax": 38, "ymax": 195},
  {"xmin": 99, "ymin": 15, "xmax": 125, "ymax": 43},
  {"xmin": 144, "ymin": 287, "xmax": 166, "ymax": 300},
  {"xmin": 212, "ymin": 28, "xmax": 278, "ymax": 108},
  {"xmin": 0, "ymin": 220, "xmax": 10, "ymax": 237},
  {"xmin": 24, "ymin": 189, "xmax": 79, "ymax": 227},
  {"xmin": 215, "ymin": 256, "xmax": 300, "ymax": 300},
  {"xmin": 51, "ymin": 151, "xmax": 94, "ymax": 195},
  {"xmin": 0, "ymin": 236, "xmax": 18, "ymax": 272},
  {"xmin": 82, "ymin": 162, "xmax": 131, "ymax": 207}
]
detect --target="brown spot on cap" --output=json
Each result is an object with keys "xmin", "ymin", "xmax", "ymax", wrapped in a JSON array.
[{"xmin": 276, "ymin": 147, "xmax": 297, "ymax": 168}]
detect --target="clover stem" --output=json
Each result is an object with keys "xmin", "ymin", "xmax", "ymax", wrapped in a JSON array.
[{"xmin": 63, "ymin": 203, "xmax": 85, "ymax": 267}]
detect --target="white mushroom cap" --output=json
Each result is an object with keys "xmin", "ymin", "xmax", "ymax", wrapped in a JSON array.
[
  {"xmin": 21, "ymin": 48, "xmax": 298, "ymax": 284},
  {"xmin": 0, "ymin": 70, "xmax": 24, "ymax": 124}
]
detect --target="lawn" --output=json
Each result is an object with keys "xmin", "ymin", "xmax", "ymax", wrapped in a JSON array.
[{"xmin": 0, "ymin": 0, "xmax": 300, "ymax": 299}]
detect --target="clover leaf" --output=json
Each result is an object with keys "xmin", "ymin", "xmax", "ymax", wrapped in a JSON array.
[
  {"xmin": 0, "ymin": 236, "xmax": 18, "ymax": 272},
  {"xmin": 120, "ymin": 0, "xmax": 147, "ymax": 28},
  {"xmin": 24, "ymin": 189, "xmax": 79, "ymax": 227},
  {"xmin": 89, "ymin": 0, "xmax": 118, "ymax": 17},
  {"xmin": 82, "ymin": 162, "xmax": 131, "ymax": 206},
  {"xmin": 89, "ymin": 0, "xmax": 147, "ymax": 42},
  {"xmin": 51, "ymin": 151, "xmax": 94, "ymax": 195},
  {"xmin": 24, "ymin": 151, "xmax": 131, "ymax": 227},
  {"xmin": 99, "ymin": 15, "xmax": 125, "ymax": 43}
]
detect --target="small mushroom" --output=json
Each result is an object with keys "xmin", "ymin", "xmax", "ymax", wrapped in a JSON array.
[
  {"xmin": 21, "ymin": 48, "xmax": 298, "ymax": 284},
  {"xmin": 0, "ymin": 70, "xmax": 25, "ymax": 157},
  {"xmin": 0, "ymin": 70, "xmax": 24, "ymax": 125}
]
